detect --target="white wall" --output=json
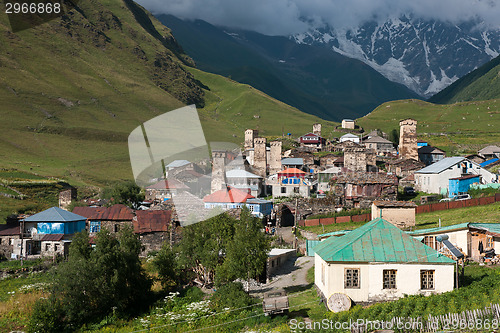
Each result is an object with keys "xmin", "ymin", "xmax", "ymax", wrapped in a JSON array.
[{"xmin": 315, "ymin": 254, "xmax": 455, "ymax": 303}]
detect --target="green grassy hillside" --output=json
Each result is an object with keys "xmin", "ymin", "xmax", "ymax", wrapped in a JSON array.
[
  {"xmin": 0, "ymin": 0, "xmax": 335, "ymax": 187},
  {"xmin": 429, "ymin": 54, "xmax": 500, "ymax": 104},
  {"xmin": 357, "ymin": 98, "xmax": 500, "ymax": 154}
]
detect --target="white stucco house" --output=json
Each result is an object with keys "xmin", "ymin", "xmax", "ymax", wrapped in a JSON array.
[
  {"xmin": 339, "ymin": 133, "xmax": 360, "ymax": 144},
  {"xmin": 314, "ymin": 217, "xmax": 455, "ymax": 303},
  {"xmin": 414, "ymin": 157, "xmax": 497, "ymax": 195}
]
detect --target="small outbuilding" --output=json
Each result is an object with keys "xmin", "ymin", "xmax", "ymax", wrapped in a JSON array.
[{"xmin": 314, "ymin": 218, "xmax": 455, "ymax": 303}]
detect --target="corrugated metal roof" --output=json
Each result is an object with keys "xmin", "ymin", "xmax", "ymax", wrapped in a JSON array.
[
  {"xmin": 314, "ymin": 218, "xmax": 455, "ymax": 264},
  {"xmin": 0, "ymin": 222, "xmax": 20, "ymax": 236},
  {"xmin": 24, "ymin": 207, "xmax": 86, "ymax": 223},
  {"xmin": 418, "ymin": 146, "xmax": 445, "ymax": 154},
  {"xmin": 166, "ymin": 160, "xmax": 191, "ymax": 168},
  {"xmin": 281, "ymin": 158, "xmax": 304, "ymax": 165},
  {"xmin": 414, "ymin": 157, "xmax": 465, "ymax": 174},
  {"xmin": 278, "ymin": 168, "xmax": 306, "ymax": 175},
  {"xmin": 203, "ymin": 187, "xmax": 254, "ymax": 203},
  {"xmin": 134, "ymin": 210, "xmax": 171, "ymax": 234},
  {"xmin": 73, "ymin": 204, "xmax": 134, "ymax": 221},
  {"xmin": 341, "ymin": 133, "xmax": 359, "ymax": 138},
  {"xmin": 407, "ymin": 222, "xmax": 470, "ymax": 236},
  {"xmin": 40, "ymin": 234, "xmax": 64, "ymax": 241},
  {"xmin": 226, "ymin": 169, "xmax": 262, "ymax": 178},
  {"xmin": 470, "ymin": 223, "xmax": 500, "ymax": 236},
  {"xmin": 480, "ymin": 158, "xmax": 499, "ymax": 167}
]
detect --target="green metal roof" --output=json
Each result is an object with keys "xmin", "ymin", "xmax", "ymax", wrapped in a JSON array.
[
  {"xmin": 314, "ymin": 218, "xmax": 455, "ymax": 264},
  {"xmin": 408, "ymin": 223, "xmax": 470, "ymax": 236},
  {"xmin": 470, "ymin": 223, "xmax": 500, "ymax": 235},
  {"xmin": 318, "ymin": 230, "xmax": 352, "ymax": 238}
]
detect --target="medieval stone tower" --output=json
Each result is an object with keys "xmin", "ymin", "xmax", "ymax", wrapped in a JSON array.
[
  {"xmin": 399, "ymin": 119, "xmax": 418, "ymax": 160},
  {"xmin": 269, "ymin": 141, "xmax": 282, "ymax": 175},
  {"xmin": 344, "ymin": 147, "xmax": 367, "ymax": 172},
  {"xmin": 253, "ymin": 137, "xmax": 267, "ymax": 177},
  {"xmin": 244, "ymin": 129, "xmax": 258, "ymax": 150},
  {"xmin": 211, "ymin": 150, "xmax": 227, "ymax": 194},
  {"xmin": 313, "ymin": 123, "xmax": 322, "ymax": 137}
]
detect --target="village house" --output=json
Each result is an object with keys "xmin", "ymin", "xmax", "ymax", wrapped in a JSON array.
[
  {"xmin": 330, "ymin": 172, "xmax": 398, "ymax": 208},
  {"xmin": 409, "ymin": 223, "xmax": 500, "ymax": 262},
  {"xmin": 339, "ymin": 133, "xmax": 360, "ymax": 144},
  {"xmin": 73, "ymin": 204, "xmax": 135, "ymax": 234},
  {"xmin": 341, "ymin": 119, "xmax": 355, "ymax": 129},
  {"xmin": 385, "ymin": 158, "xmax": 425, "ymax": 179},
  {"xmin": 478, "ymin": 145, "xmax": 500, "ymax": 160},
  {"xmin": 133, "ymin": 210, "xmax": 173, "ymax": 256},
  {"xmin": 319, "ymin": 154, "xmax": 341, "ymax": 168},
  {"xmin": 203, "ymin": 186, "xmax": 273, "ymax": 219},
  {"xmin": 333, "ymin": 140, "xmax": 362, "ymax": 152},
  {"xmin": 371, "ymin": 200, "xmax": 417, "ymax": 229},
  {"xmin": 414, "ymin": 157, "xmax": 497, "ymax": 196},
  {"xmin": 314, "ymin": 217, "xmax": 455, "ymax": 303},
  {"xmin": 0, "ymin": 217, "xmax": 23, "ymax": 259},
  {"xmin": 299, "ymin": 132, "xmax": 326, "ymax": 150},
  {"xmin": 18, "ymin": 207, "xmax": 87, "ymax": 258},
  {"xmin": 225, "ymin": 169, "xmax": 264, "ymax": 197},
  {"xmin": 145, "ymin": 179, "xmax": 190, "ymax": 202},
  {"xmin": 318, "ymin": 167, "xmax": 342, "ymax": 192},
  {"xmin": 281, "ymin": 158, "xmax": 304, "ymax": 171},
  {"xmin": 418, "ymin": 145, "xmax": 446, "ymax": 166},
  {"xmin": 272, "ymin": 168, "xmax": 311, "ymax": 198},
  {"xmin": 363, "ymin": 135, "xmax": 396, "ymax": 156}
]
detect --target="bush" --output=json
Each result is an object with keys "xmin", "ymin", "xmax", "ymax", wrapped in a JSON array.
[
  {"xmin": 210, "ymin": 282, "xmax": 255, "ymax": 311},
  {"xmin": 27, "ymin": 297, "xmax": 65, "ymax": 333}
]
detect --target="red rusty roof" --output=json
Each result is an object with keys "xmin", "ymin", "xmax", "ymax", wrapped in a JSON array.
[
  {"xmin": 203, "ymin": 187, "xmax": 254, "ymax": 203},
  {"xmin": 40, "ymin": 234, "xmax": 64, "ymax": 241},
  {"xmin": 73, "ymin": 204, "xmax": 134, "ymax": 221},
  {"xmin": 146, "ymin": 179, "xmax": 189, "ymax": 190},
  {"xmin": 134, "ymin": 210, "xmax": 172, "ymax": 234},
  {"xmin": 0, "ymin": 221, "xmax": 20, "ymax": 236},
  {"xmin": 278, "ymin": 168, "xmax": 306, "ymax": 178}
]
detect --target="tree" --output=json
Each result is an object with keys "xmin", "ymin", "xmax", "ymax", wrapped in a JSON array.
[
  {"xmin": 30, "ymin": 227, "xmax": 152, "ymax": 330},
  {"xmin": 216, "ymin": 207, "xmax": 271, "ymax": 289},
  {"xmin": 106, "ymin": 181, "xmax": 144, "ymax": 208},
  {"xmin": 153, "ymin": 242, "xmax": 179, "ymax": 290},
  {"xmin": 389, "ymin": 128, "xmax": 400, "ymax": 146},
  {"xmin": 176, "ymin": 212, "xmax": 234, "ymax": 286}
]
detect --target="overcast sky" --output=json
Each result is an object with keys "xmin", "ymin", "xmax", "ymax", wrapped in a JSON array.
[{"xmin": 136, "ymin": 0, "xmax": 500, "ymax": 35}]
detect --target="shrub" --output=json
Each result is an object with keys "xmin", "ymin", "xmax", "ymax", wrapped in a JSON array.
[
  {"xmin": 27, "ymin": 297, "xmax": 65, "ymax": 333},
  {"xmin": 210, "ymin": 282, "xmax": 255, "ymax": 311}
]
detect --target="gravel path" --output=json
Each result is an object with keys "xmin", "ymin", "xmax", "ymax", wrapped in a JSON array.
[{"xmin": 248, "ymin": 255, "xmax": 314, "ymax": 298}]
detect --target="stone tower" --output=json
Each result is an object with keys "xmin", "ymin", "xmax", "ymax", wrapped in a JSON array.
[
  {"xmin": 244, "ymin": 129, "xmax": 258, "ymax": 150},
  {"xmin": 399, "ymin": 119, "xmax": 418, "ymax": 160},
  {"xmin": 211, "ymin": 151, "xmax": 227, "ymax": 193},
  {"xmin": 313, "ymin": 123, "xmax": 322, "ymax": 137},
  {"xmin": 344, "ymin": 147, "xmax": 367, "ymax": 172},
  {"xmin": 253, "ymin": 137, "xmax": 267, "ymax": 177},
  {"xmin": 269, "ymin": 141, "xmax": 282, "ymax": 174}
]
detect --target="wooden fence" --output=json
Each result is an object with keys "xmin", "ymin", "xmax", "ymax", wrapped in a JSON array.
[{"xmin": 351, "ymin": 303, "xmax": 500, "ymax": 333}]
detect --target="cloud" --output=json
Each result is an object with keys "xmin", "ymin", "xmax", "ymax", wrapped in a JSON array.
[{"xmin": 136, "ymin": 0, "xmax": 500, "ymax": 35}]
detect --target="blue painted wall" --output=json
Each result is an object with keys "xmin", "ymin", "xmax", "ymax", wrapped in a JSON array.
[{"xmin": 449, "ymin": 176, "xmax": 479, "ymax": 197}]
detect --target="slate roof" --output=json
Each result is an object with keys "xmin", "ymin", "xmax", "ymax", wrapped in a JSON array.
[
  {"xmin": 418, "ymin": 146, "xmax": 445, "ymax": 155},
  {"xmin": 24, "ymin": 207, "xmax": 86, "ymax": 223},
  {"xmin": 414, "ymin": 157, "xmax": 465, "ymax": 174},
  {"xmin": 73, "ymin": 204, "xmax": 134, "ymax": 221},
  {"xmin": 146, "ymin": 179, "xmax": 189, "ymax": 190},
  {"xmin": 203, "ymin": 187, "xmax": 254, "ymax": 203},
  {"xmin": 134, "ymin": 210, "xmax": 171, "ymax": 234},
  {"xmin": 479, "ymin": 145, "xmax": 500, "ymax": 155},
  {"xmin": 314, "ymin": 217, "xmax": 455, "ymax": 264},
  {"xmin": 364, "ymin": 136, "xmax": 392, "ymax": 144}
]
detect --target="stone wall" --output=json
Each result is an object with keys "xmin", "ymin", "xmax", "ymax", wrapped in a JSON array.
[
  {"xmin": 253, "ymin": 138, "xmax": 267, "ymax": 177},
  {"xmin": 399, "ymin": 119, "xmax": 418, "ymax": 160}
]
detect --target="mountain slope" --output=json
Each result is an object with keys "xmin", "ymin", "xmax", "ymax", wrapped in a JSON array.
[
  {"xmin": 429, "ymin": 54, "xmax": 500, "ymax": 104},
  {"xmin": 295, "ymin": 17, "xmax": 500, "ymax": 97},
  {"xmin": 158, "ymin": 15, "xmax": 418, "ymax": 122},
  {"xmin": 0, "ymin": 0, "xmax": 332, "ymax": 186},
  {"xmin": 357, "ymin": 99, "xmax": 500, "ymax": 155}
]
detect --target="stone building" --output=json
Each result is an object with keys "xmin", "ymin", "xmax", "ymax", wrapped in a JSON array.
[
  {"xmin": 253, "ymin": 137, "xmax": 267, "ymax": 177},
  {"xmin": 269, "ymin": 141, "xmax": 282, "ymax": 175},
  {"xmin": 73, "ymin": 204, "xmax": 135, "ymax": 235},
  {"xmin": 371, "ymin": 200, "xmax": 417, "ymax": 229},
  {"xmin": 399, "ymin": 119, "xmax": 418, "ymax": 160},
  {"xmin": 59, "ymin": 188, "xmax": 77, "ymax": 210},
  {"xmin": 344, "ymin": 147, "xmax": 376, "ymax": 173},
  {"xmin": 330, "ymin": 172, "xmax": 398, "ymax": 209},
  {"xmin": 341, "ymin": 119, "xmax": 355, "ymax": 129},
  {"xmin": 385, "ymin": 158, "xmax": 425, "ymax": 178},
  {"xmin": 211, "ymin": 150, "xmax": 227, "ymax": 194},
  {"xmin": 313, "ymin": 123, "xmax": 322, "ymax": 136},
  {"xmin": 363, "ymin": 136, "xmax": 396, "ymax": 156},
  {"xmin": 244, "ymin": 129, "xmax": 258, "ymax": 150},
  {"xmin": 133, "ymin": 210, "xmax": 173, "ymax": 256}
]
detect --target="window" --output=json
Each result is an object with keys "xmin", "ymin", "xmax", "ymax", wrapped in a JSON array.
[
  {"xmin": 423, "ymin": 236, "xmax": 442, "ymax": 251},
  {"xmin": 89, "ymin": 221, "xmax": 100, "ymax": 233},
  {"xmin": 383, "ymin": 270, "xmax": 397, "ymax": 289},
  {"xmin": 281, "ymin": 187, "xmax": 286, "ymax": 194},
  {"xmin": 420, "ymin": 270, "xmax": 435, "ymax": 290},
  {"xmin": 487, "ymin": 236, "xmax": 494, "ymax": 249},
  {"xmin": 345, "ymin": 268, "xmax": 360, "ymax": 288},
  {"xmin": 249, "ymin": 205, "xmax": 255, "ymax": 212},
  {"xmin": 54, "ymin": 244, "xmax": 59, "ymax": 252},
  {"xmin": 45, "ymin": 244, "xmax": 50, "ymax": 251},
  {"xmin": 114, "ymin": 224, "xmax": 120, "ymax": 233},
  {"xmin": 293, "ymin": 187, "xmax": 300, "ymax": 194}
]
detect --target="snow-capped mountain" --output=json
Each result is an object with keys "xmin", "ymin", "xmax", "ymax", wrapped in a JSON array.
[{"xmin": 294, "ymin": 16, "xmax": 500, "ymax": 97}]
